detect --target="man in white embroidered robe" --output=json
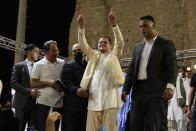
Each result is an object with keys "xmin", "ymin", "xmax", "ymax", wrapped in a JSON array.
[
  {"xmin": 77, "ymin": 9, "xmax": 125, "ymax": 131},
  {"xmin": 168, "ymin": 67, "xmax": 190, "ymax": 131}
]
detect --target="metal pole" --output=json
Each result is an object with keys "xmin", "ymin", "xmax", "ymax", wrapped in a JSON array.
[{"xmin": 14, "ymin": 0, "xmax": 27, "ymax": 64}]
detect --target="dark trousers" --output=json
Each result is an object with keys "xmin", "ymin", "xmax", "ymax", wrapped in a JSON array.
[
  {"xmin": 191, "ymin": 106, "xmax": 196, "ymax": 131},
  {"xmin": 36, "ymin": 104, "xmax": 62, "ymax": 131},
  {"xmin": 125, "ymin": 97, "xmax": 168, "ymax": 131},
  {"xmin": 61, "ymin": 109, "xmax": 87, "ymax": 131},
  {"xmin": 125, "ymin": 80, "xmax": 168, "ymax": 131},
  {"xmin": 15, "ymin": 99, "xmax": 37, "ymax": 131}
]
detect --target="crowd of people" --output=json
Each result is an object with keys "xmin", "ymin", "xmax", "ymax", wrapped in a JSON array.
[
  {"xmin": 167, "ymin": 66, "xmax": 193, "ymax": 131},
  {"xmin": 1, "ymin": 9, "xmax": 196, "ymax": 131}
]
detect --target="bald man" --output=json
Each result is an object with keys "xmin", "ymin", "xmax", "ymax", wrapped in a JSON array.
[{"xmin": 60, "ymin": 44, "xmax": 88, "ymax": 131}]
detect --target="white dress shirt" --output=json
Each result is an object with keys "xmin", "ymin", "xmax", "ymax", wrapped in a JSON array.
[
  {"xmin": 26, "ymin": 59, "xmax": 34, "ymax": 76},
  {"xmin": 31, "ymin": 57, "xmax": 64, "ymax": 108},
  {"xmin": 138, "ymin": 36, "xmax": 157, "ymax": 80},
  {"xmin": 138, "ymin": 35, "xmax": 174, "ymax": 89},
  {"xmin": 183, "ymin": 78, "xmax": 191, "ymax": 105},
  {"xmin": 88, "ymin": 53, "xmax": 121, "ymax": 111}
]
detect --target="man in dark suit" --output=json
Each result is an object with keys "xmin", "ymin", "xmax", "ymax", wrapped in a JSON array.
[
  {"xmin": 121, "ymin": 16, "xmax": 177, "ymax": 131},
  {"xmin": 11, "ymin": 44, "xmax": 40, "ymax": 131},
  {"xmin": 60, "ymin": 44, "xmax": 88, "ymax": 131}
]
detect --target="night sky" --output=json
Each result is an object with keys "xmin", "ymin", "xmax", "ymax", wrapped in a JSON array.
[{"xmin": 0, "ymin": 0, "xmax": 76, "ymax": 104}]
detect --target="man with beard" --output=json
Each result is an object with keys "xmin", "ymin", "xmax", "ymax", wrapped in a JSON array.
[
  {"xmin": 31, "ymin": 40, "xmax": 64, "ymax": 131},
  {"xmin": 60, "ymin": 44, "xmax": 88, "ymax": 131},
  {"xmin": 11, "ymin": 44, "xmax": 40, "ymax": 131}
]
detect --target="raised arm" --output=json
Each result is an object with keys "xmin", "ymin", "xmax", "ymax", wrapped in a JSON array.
[
  {"xmin": 108, "ymin": 9, "xmax": 124, "ymax": 58},
  {"xmin": 77, "ymin": 14, "xmax": 94, "ymax": 58}
]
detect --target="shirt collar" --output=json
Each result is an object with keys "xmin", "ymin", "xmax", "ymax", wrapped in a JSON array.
[
  {"xmin": 144, "ymin": 33, "xmax": 158, "ymax": 43},
  {"xmin": 26, "ymin": 59, "xmax": 34, "ymax": 65},
  {"xmin": 102, "ymin": 52, "xmax": 110, "ymax": 56},
  {"xmin": 43, "ymin": 57, "xmax": 59, "ymax": 64}
]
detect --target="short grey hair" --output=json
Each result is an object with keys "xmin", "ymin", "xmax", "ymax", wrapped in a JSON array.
[{"xmin": 43, "ymin": 40, "xmax": 57, "ymax": 52}]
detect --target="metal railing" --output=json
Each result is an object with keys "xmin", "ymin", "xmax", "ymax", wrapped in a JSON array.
[
  {"xmin": 1, "ymin": 35, "xmax": 196, "ymax": 67},
  {"xmin": 0, "ymin": 35, "xmax": 68, "ymax": 61}
]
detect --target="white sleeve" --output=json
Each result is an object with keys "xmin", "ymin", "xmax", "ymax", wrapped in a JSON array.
[{"xmin": 184, "ymin": 79, "xmax": 190, "ymax": 105}]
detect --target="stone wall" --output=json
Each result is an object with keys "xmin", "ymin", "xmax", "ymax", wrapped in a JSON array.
[{"xmin": 68, "ymin": 0, "xmax": 196, "ymax": 70}]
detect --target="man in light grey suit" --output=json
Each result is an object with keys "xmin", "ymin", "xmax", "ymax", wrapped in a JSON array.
[{"xmin": 11, "ymin": 44, "xmax": 40, "ymax": 131}]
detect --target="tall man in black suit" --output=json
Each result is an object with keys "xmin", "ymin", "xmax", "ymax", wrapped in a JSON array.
[
  {"xmin": 121, "ymin": 16, "xmax": 177, "ymax": 131},
  {"xmin": 11, "ymin": 44, "xmax": 40, "ymax": 131},
  {"xmin": 60, "ymin": 44, "xmax": 88, "ymax": 131}
]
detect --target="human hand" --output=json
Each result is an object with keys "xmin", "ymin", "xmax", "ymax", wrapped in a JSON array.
[
  {"xmin": 5, "ymin": 101, "xmax": 11, "ymax": 107},
  {"xmin": 187, "ymin": 109, "xmax": 192, "ymax": 120},
  {"xmin": 51, "ymin": 82, "xmax": 63, "ymax": 92},
  {"xmin": 31, "ymin": 88, "xmax": 40, "ymax": 99},
  {"xmin": 76, "ymin": 88, "xmax": 88, "ymax": 98},
  {"xmin": 108, "ymin": 8, "xmax": 116, "ymax": 27},
  {"xmin": 77, "ymin": 14, "xmax": 84, "ymax": 29},
  {"xmin": 162, "ymin": 88, "xmax": 173, "ymax": 101},
  {"xmin": 121, "ymin": 91, "xmax": 127, "ymax": 103},
  {"xmin": 183, "ymin": 105, "xmax": 188, "ymax": 113}
]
